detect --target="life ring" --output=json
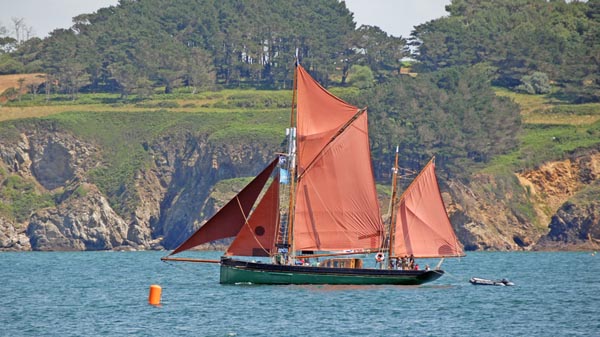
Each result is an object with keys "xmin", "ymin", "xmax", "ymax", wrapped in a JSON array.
[{"xmin": 375, "ymin": 252, "xmax": 385, "ymax": 262}]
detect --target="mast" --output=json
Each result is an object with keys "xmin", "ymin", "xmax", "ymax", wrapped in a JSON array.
[
  {"xmin": 278, "ymin": 61, "xmax": 299, "ymax": 262},
  {"xmin": 387, "ymin": 146, "xmax": 400, "ymax": 268}
]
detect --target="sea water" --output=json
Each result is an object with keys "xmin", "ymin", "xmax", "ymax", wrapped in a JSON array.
[{"xmin": 1, "ymin": 251, "xmax": 598, "ymax": 337}]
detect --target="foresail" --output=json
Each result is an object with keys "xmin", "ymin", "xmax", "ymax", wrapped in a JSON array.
[
  {"xmin": 293, "ymin": 65, "xmax": 384, "ymax": 251},
  {"xmin": 393, "ymin": 160, "xmax": 464, "ymax": 258},
  {"xmin": 226, "ymin": 176, "xmax": 279, "ymax": 257},
  {"xmin": 169, "ymin": 158, "xmax": 278, "ymax": 256}
]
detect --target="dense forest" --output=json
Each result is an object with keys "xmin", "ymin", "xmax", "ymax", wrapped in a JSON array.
[
  {"xmin": 1, "ymin": 0, "xmax": 407, "ymax": 94},
  {"xmin": 0, "ymin": 0, "xmax": 597, "ymax": 99},
  {"xmin": 0, "ymin": 0, "xmax": 598, "ymax": 179},
  {"xmin": 412, "ymin": 0, "xmax": 600, "ymax": 103}
]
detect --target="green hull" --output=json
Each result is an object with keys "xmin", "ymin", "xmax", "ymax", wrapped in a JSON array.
[{"xmin": 219, "ymin": 258, "xmax": 443, "ymax": 285}]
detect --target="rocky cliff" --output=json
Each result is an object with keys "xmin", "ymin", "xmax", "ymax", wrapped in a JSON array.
[
  {"xmin": 529, "ymin": 152, "xmax": 600, "ymax": 250},
  {"xmin": 444, "ymin": 149, "xmax": 600, "ymax": 251},
  {"xmin": 27, "ymin": 183, "xmax": 133, "ymax": 250},
  {"xmin": 444, "ymin": 173, "xmax": 542, "ymax": 251},
  {"xmin": 0, "ymin": 121, "xmax": 273, "ymax": 251},
  {"xmin": 535, "ymin": 193, "xmax": 600, "ymax": 250},
  {"xmin": 0, "ymin": 122, "xmax": 598, "ymax": 252}
]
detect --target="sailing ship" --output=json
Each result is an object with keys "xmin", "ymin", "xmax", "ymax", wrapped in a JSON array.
[{"xmin": 161, "ymin": 63, "xmax": 464, "ymax": 285}]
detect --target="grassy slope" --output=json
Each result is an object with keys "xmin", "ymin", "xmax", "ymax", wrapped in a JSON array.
[
  {"xmin": 485, "ymin": 88, "xmax": 600, "ymax": 173},
  {"xmin": 1, "ymin": 82, "xmax": 599, "ymax": 224},
  {"xmin": 2, "ymin": 86, "xmax": 599, "ymax": 174}
]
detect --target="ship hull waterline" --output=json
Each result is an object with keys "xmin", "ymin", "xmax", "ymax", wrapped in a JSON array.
[{"xmin": 219, "ymin": 258, "xmax": 444, "ymax": 285}]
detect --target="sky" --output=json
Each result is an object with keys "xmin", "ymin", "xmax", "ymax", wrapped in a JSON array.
[{"xmin": 0, "ymin": 0, "xmax": 450, "ymax": 39}]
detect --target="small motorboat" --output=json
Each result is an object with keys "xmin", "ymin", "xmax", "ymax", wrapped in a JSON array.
[{"xmin": 469, "ymin": 277, "xmax": 514, "ymax": 286}]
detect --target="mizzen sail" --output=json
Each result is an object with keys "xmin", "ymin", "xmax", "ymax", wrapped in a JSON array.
[{"xmin": 393, "ymin": 160, "xmax": 464, "ymax": 258}]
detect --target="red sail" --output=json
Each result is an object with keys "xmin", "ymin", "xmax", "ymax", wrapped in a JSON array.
[
  {"xmin": 296, "ymin": 65, "xmax": 361, "ymax": 174},
  {"xmin": 226, "ymin": 177, "xmax": 279, "ymax": 257},
  {"xmin": 169, "ymin": 158, "xmax": 278, "ymax": 256},
  {"xmin": 293, "ymin": 65, "xmax": 383, "ymax": 251},
  {"xmin": 393, "ymin": 160, "xmax": 464, "ymax": 258}
]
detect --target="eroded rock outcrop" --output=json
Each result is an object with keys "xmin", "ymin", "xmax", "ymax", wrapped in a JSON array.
[
  {"xmin": 27, "ymin": 183, "xmax": 132, "ymax": 250},
  {"xmin": 534, "ymin": 186, "xmax": 600, "ymax": 250},
  {"xmin": 0, "ymin": 122, "xmax": 273, "ymax": 251},
  {"xmin": 443, "ymin": 150, "xmax": 600, "ymax": 251},
  {"xmin": 517, "ymin": 152, "xmax": 600, "ymax": 231},
  {"xmin": 445, "ymin": 174, "xmax": 541, "ymax": 251},
  {"xmin": 518, "ymin": 151, "xmax": 600, "ymax": 250},
  {"xmin": 152, "ymin": 135, "xmax": 273, "ymax": 249},
  {"xmin": 0, "ymin": 216, "xmax": 30, "ymax": 251},
  {"xmin": 0, "ymin": 126, "xmax": 102, "ymax": 251}
]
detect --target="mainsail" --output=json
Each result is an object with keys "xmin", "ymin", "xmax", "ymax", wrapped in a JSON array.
[
  {"xmin": 292, "ymin": 65, "xmax": 384, "ymax": 251},
  {"xmin": 168, "ymin": 158, "xmax": 279, "ymax": 256},
  {"xmin": 392, "ymin": 159, "xmax": 464, "ymax": 258}
]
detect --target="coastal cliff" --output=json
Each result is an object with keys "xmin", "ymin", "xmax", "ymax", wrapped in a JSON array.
[
  {"xmin": 0, "ymin": 121, "xmax": 274, "ymax": 251},
  {"xmin": 0, "ymin": 123, "xmax": 598, "ymax": 252},
  {"xmin": 528, "ymin": 152, "xmax": 600, "ymax": 250},
  {"xmin": 444, "ymin": 150, "xmax": 600, "ymax": 251}
]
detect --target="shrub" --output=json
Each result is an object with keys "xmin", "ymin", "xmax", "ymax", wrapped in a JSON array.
[
  {"xmin": 1, "ymin": 175, "xmax": 55, "ymax": 222},
  {"xmin": 516, "ymin": 72, "xmax": 551, "ymax": 94},
  {"xmin": 348, "ymin": 65, "xmax": 375, "ymax": 89}
]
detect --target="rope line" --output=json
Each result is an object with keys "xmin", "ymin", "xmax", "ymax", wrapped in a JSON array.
[{"xmin": 235, "ymin": 196, "xmax": 270, "ymax": 256}]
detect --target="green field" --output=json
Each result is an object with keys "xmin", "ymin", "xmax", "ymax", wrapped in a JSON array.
[{"xmin": 486, "ymin": 88, "xmax": 600, "ymax": 173}]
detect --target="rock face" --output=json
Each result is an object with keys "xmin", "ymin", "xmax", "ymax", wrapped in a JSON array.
[
  {"xmin": 31, "ymin": 140, "xmax": 75, "ymax": 190},
  {"xmin": 27, "ymin": 184, "xmax": 131, "ymax": 250},
  {"xmin": 517, "ymin": 153, "xmax": 600, "ymax": 232},
  {"xmin": 534, "ymin": 188, "xmax": 600, "ymax": 250},
  {"xmin": 0, "ymin": 120, "xmax": 599, "ymax": 252},
  {"xmin": 0, "ymin": 216, "xmax": 30, "ymax": 251},
  {"xmin": 428, "ymin": 150, "xmax": 600, "ymax": 251},
  {"xmin": 519, "ymin": 151, "xmax": 600, "ymax": 250},
  {"xmin": 154, "ymin": 138, "xmax": 271, "ymax": 249},
  {"xmin": 0, "ymin": 122, "xmax": 272, "ymax": 251},
  {"xmin": 444, "ymin": 174, "xmax": 541, "ymax": 251},
  {"xmin": 538, "ymin": 202, "xmax": 600, "ymax": 250}
]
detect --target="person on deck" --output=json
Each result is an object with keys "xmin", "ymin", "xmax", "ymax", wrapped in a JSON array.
[{"xmin": 401, "ymin": 256, "xmax": 408, "ymax": 270}]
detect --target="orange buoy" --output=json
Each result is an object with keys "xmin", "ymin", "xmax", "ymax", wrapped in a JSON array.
[{"xmin": 148, "ymin": 284, "xmax": 162, "ymax": 305}]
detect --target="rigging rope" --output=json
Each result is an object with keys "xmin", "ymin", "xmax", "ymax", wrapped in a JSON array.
[
  {"xmin": 234, "ymin": 196, "xmax": 271, "ymax": 256},
  {"xmin": 434, "ymin": 269, "xmax": 468, "ymax": 283}
]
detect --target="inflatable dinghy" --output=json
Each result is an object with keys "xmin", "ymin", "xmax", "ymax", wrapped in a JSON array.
[{"xmin": 469, "ymin": 277, "xmax": 514, "ymax": 286}]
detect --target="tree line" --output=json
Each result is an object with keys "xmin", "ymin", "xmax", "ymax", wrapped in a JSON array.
[
  {"xmin": 0, "ymin": 0, "xmax": 406, "ymax": 97},
  {"xmin": 1, "ymin": 0, "xmax": 596, "ymax": 103},
  {"xmin": 358, "ymin": 65, "xmax": 521, "ymax": 180}
]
